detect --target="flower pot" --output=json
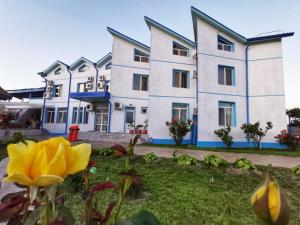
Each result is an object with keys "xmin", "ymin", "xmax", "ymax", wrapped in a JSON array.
[
  {"xmin": 142, "ymin": 130, "xmax": 147, "ymax": 134},
  {"xmin": 129, "ymin": 130, "xmax": 134, "ymax": 134},
  {"xmin": 135, "ymin": 130, "xmax": 142, "ymax": 134}
]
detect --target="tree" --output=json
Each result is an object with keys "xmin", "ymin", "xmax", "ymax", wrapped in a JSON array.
[
  {"xmin": 286, "ymin": 108, "xmax": 300, "ymax": 127},
  {"xmin": 214, "ymin": 126, "xmax": 233, "ymax": 148},
  {"xmin": 241, "ymin": 121, "xmax": 273, "ymax": 149}
]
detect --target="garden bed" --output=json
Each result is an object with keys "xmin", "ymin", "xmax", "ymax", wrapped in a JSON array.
[{"xmin": 62, "ymin": 155, "xmax": 300, "ymax": 225}]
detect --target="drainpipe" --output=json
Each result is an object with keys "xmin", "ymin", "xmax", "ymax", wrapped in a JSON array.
[
  {"xmin": 94, "ymin": 63, "xmax": 99, "ymax": 92},
  {"xmin": 245, "ymin": 45, "xmax": 250, "ymax": 124},
  {"xmin": 108, "ymin": 100, "xmax": 112, "ymax": 133},
  {"xmin": 194, "ymin": 42, "xmax": 199, "ymax": 145},
  {"xmin": 65, "ymin": 68, "xmax": 72, "ymax": 135},
  {"xmin": 40, "ymin": 74, "xmax": 47, "ymax": 130}
]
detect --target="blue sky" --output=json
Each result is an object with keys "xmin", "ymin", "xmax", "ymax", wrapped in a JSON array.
[{"xmin": 0, "ymin": 0, "xmax": 299, "ymax": 107}]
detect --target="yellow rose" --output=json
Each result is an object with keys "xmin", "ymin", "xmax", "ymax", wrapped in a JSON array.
[
  {"xmin": 251, "ymin": 175, "xmax": 290, "ymax": 225},
  {"xmin": 3, "ymin": 137, "xmax": 91, "ymax": 187}
]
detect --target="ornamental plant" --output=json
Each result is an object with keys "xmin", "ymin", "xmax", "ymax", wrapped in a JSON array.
[
  {"xmin": 274, "ymin": 130, "xmax": 299, "ymax": 151},
  {"xmin": 291, "ymin": 165, "xmax": 300, "ymax": 174},
  {"xmin": 175, "ymin": 154, "xmax": 197, "ymax": 166},
  {"xmin": 241, "ymin": 121, "xmax": 273, "ymax": 149},
  {"xmin": 204, "ymin": 154, "xmax": 227, "ymax": 168},
  {"xmin": 144, "ymin": 152, "xmax": 157, "ymax": 162},
  {"xmin": 235, "ymin": 158, "xmax": 256, "ymax": 170},
  {"xmin": 166, "ymin": 119, "xmax": 192, "ymax": 145},
  {"xmin": 214, "ymin": 126, "xmax": 234, "ymax": 148}
]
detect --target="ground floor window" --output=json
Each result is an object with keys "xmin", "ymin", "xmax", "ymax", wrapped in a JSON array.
[
  {"xmin": 56, "ymin": 108, "xmax": 67, "ymax": 123},
  {"xmin": 95, "ymin": 109, "xmax": 108, "ymax": 132},
  {"xmin": 172, "ymin": 103, "xmax": 188, "ymax": 121},
  {"xmin": 218, "ymin": 102, "xmax": 236, "ymax": 126},
  {"xmin": 72, "ymin": 107, "xmax": 78, "ymax": 124},
  {"xmin": 45, "ymin": 108, "xmax": 55, "ymax": 123},
  {"xmin": 83, "ymin": 108, "xmax": 89, "ymax": 124}
]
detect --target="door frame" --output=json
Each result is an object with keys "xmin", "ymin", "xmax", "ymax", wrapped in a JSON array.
[
  {"xmin": 94, "ymin": 108, "xmax": 109, "ymax": 132},
  {"xmin": 124, "ymin": 106, "xmax": 135, "ymax": 133}
]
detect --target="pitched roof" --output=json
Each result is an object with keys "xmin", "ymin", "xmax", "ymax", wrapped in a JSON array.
[
  {"xmin": 144, "ymin": 16, "xmax": 195, "ymax": 48},
  {"xmin": 38, "ymin": 60, "xmax": 69, "ymax": 77},
  {"xmin": 247, "ymin": 32, "xmax": 295, "ymax": 44},
  {"xmin": 0, "ymin": 86, "xmax": 12, "ymax": 100},
  {"xmin": 107, "ymin": 27, "xmax": 150, "ymax": 51},
  {"xmin": 96, "ymin": 52, "xmax": 112, "ymax": 67},
  {"xmin": 69, "ymin": 57, "xmax": 94, "ymax": 71}
]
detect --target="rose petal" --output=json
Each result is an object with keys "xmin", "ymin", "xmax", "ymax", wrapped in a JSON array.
[
  {"xmin": 3, "ymin": 174, "xmax": 32, "ymax": 186},
  {"xmin": 32, "ymin": 175, "xmax": 64, "ymax": 187}
]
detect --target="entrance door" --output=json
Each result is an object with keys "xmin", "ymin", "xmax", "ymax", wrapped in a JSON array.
[
  {"xmin": 124, "ymin": 107, "xmax": 135, "ymax": 133},
  {"xmin": 95, "ymin": 109, "xmax": 108, "ymax": 132}
]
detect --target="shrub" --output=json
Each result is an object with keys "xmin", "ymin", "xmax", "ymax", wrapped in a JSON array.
[
  {"xmin": 214, "ymin": 126, "xmax": 233, "ymax": 148},
  {"xmin": 11, "ymin": 132, "xmax": 25, "ymax": 143},
  {"xmin": 292, "ymin": 165, "xmax": 300, "ymax": 174},
  {"xmin": 241, "ymin": 121, "xmax": 273, "ymax": 149},
  {"xmin": 235, "ymin": 158, "xmax": 256, "ymax": 170},
  {"xmin": 204, "ymin": 154, "xmax": 227, "ymax": 167},
  {"xmin": 98, "ymin": 147, "xmax": 114, "ymax": 156},
  {"xmin": 175, "ymin": 154, "xmax": 197, "ymax": 166},
  {"xmin": 166, "ymin": 119, "xmax": 192, "ymax": 145},
  {"xmin": 144, "ymin": 152, "xmax": 157, "ymax": 162},
  {"xmin": 274, "ymin": 130, "xmax": 299, "ymax": 151},
  {"xmin": 66, "ymin": 172, "xmax": 85, "ymax": 192}
]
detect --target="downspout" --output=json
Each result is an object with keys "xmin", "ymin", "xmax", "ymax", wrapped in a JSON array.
[
  {"xmin": 40, "ymin": 74, "xmax": 47, "ymax": 130},
  {"xmin": 65, "ymin": 68, "xmax": 72, "ymax": 135},
  {"xmin": 108, "ymin": 100, "xmax": 112, "ymax": 133},
  {"xmin": 245, "ymin": 45, "xmax": 250, "ymax": 124},
  {"xmin": 94, "ymin": 63, "xmax": 99, "ymax": 92}
]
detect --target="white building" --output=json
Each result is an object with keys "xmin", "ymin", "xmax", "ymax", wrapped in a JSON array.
[{"xmin": 35, "ymin": 7, "xmax": 293, "ymax": 148}]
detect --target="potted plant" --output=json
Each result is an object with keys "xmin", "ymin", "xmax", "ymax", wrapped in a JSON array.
[
  {"xmin": 135, "ymin": 124, "xmax": 143, "ymax": 134},
  {"xmin": 128, "ymin": 123, "xmax": 135, "ymax": 134},
  {"xmin": 143, "ymin": 119, "xmax": 148, "ymax": 134}
]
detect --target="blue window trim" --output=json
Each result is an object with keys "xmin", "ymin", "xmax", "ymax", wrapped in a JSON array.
[
  {"xmin": 172, "ymin": 69, "xmax": 190, "ymax": 88},
  {"xmin": 132, "ymin": 74, "xmax": 149, "ymax": 91},
  {"xmin": 56, "ymin": 107, "xmax": 67, "ymax": 124},
  {"xmin": 218, "ymin": 101, "xmax": 236, "ymax": 127},
  {"xmin": 172, "ymin": 41, "xmax": 189, "ymax": 56},
  {"xmin": 217, "ymin": 35, "xmax": 235, "ymax": 52},
  {"xmin": 218, "ymin": 65, "xmax": 235, "ymax": 86},
  {"xmin": 171, "ymin": 102, "xmax": 190, "ymax": 121}
]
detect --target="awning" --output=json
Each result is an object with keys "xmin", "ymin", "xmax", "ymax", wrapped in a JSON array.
[
  {"xmin": 0, "ymin": 102, "xmax": 43, "ymax": 110},
  {"xmin": 69, "ymin": 91, "xmax": 110, "ymax": 103},
  {"xmin": 7, "ymin": 87, "xmax": 45, "ymax": 99}
]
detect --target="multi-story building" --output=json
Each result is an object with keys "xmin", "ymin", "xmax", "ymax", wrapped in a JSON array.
[{"xmin": 36, "ymin": 7, "xmax": 293, "ymax": 148}]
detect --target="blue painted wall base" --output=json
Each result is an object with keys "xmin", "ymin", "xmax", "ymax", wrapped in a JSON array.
[
  {"xmin": 152, "ymin": 138, "xmax": 192, "ymax": 145},
  {"xmin": 197, "ymin": 141, "xmax": 287, "ymax": 149}
]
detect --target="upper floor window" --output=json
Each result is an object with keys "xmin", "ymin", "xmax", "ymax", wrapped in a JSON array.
[
  {"xmin": 133, "ymin": 74, "xmax": 148, "ymax": 91},
  {"xmin": 134, "ymin": 49, "xmax": 149, "ymax": 63},
  {"xmin": 45, "ymin": 108, "xmax": 55, "ymax": 123},
  {"xmin": 218, "ymin": 65, "xmax": 235, "ymax": 86},
  {"xmin": 54, "ymin": 68, "xmax": 62, "ymax": 75},
  {"xmin": 173, "ymin": 70, "xmax": 189, "ymax": 88},
  {"xmin": 218, "ymin": 102, "xmax": 236, "ymax": 127},
  {"xmin": 77, "ymin": 83, "xmax": 88, "ymax": 93},
  {"xmin": 105, "ymin": 62, "xmax": 111, "ymax": 70},
  {"xmin": 218, "ymin": 35, "xmax": 234, "ymax": 52},
  {"xmin": 56, "ymin": 108, "xmax": 67, "ymax": 123},
  {"xmin": 53, "ymin": 85, "xmax": 62, "ymax": 97},
  {"xmin": 172, "ymin": 103, "xmax": 188, "ymax": 121},
  {"xmin": 78, "ymin": 64, "xmax": 90, "ymax": 72},
  {"xmin": 173, "ymin": 42, "xmax": 189, "ymax": 56}
]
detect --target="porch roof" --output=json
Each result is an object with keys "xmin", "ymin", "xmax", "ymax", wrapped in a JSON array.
[{"xmin": 69, "ymin": 91, "xmax": 110, "ymax": 103}]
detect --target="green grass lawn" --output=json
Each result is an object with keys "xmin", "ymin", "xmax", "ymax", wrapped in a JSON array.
[
  {"xmin": 141, "ymin": 143, "xmax": 300, "ymax": 157},
  {"xmin": 62, "ymin": 155, "xmax": 300, "ymax": 225}
]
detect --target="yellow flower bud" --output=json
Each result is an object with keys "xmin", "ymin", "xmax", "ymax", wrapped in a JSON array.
[
  {"xmin": 251, "ymin": 175, "xmax": 290, "ymax": 225},
  {"xmin": 3, "ymin": 137, "xmax": 91, "ymax": 187}
]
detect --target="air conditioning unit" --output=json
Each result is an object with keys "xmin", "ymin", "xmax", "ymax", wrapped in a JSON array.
[
  {"xmin": 193, "ymin": 107, "xmax": 198, "ymax": 114},
  {"xmin": 86, "ymin": 83, "xmax": 93, "ymax": 90},
  {"xmin": 46, "ymin": 86, "xmax": 52, "ymax": 92},
  {"xmin": 99, "ymin": 75, "xmax": 105, "ymax": 81},
  {"xmin": 47, "ymin": 80, "xmax": 53, "ymax": 86},
  {"xmin": 114, "ymin": 102, "xmax": 123, "ymax": 110},
  {"xmin": 97, "ymin": 81, "xmax": 105, "ymax": 89},
  {"xmin": 43, "ymin": 92, "xmax": 51, "ymax": 99},
  {"xmin": 87, "ymin": 76, "xmax": 94, "ymax": 82},
  {"xmin": 86, "ymin": 104, "xmax": 94, "ymax": 111},
  {"xmin": 192, "ymin": 70, "xmax": 197, "ymax": 79}
]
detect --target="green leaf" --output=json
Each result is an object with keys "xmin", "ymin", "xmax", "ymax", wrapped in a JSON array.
[
  {"xmin": 117, "ymin": 210, "xmax": 161, "ymax": 225},
  {"xmin": 24, "ymin": 207, "xmax": 42, "ymax": 225},
  {"xmin": 45, "ymin": 184, "xmax": 57, "ymax": 211},
  {"xmin": 56, "ymin": 205, "xmax": 75, "ymax": 225},
  {"xmin": 29, "ymin": 186, "xmax": 39, "ymax": 204}
]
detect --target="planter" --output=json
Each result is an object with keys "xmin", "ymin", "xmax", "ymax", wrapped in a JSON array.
[
  {"xmin": 129, "ymin": 130, "xmax": 134, "ymax": 134},
  {"xmin": 135, "ymin": 130, "xmax": 142, "ymax": 134},
  {"xmin": 142, "ymin": 130, "xmax": 147, "ymax": 134}
]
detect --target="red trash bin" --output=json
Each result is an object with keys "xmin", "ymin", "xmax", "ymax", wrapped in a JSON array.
[{"xmin": 68, "ymin": 125, "xmax": 80, "ymax": 142}]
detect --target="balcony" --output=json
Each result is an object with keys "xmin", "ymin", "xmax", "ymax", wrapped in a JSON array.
[{"xmin": 69, "ymin": 91, "xmax": 110, "ymax": 103}]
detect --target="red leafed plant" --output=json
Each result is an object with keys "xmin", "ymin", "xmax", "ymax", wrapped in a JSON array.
[{"xmin": 274, "ymin": 130, "xmax": 300, "ymax": 151}]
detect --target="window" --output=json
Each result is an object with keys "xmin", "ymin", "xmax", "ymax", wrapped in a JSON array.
[
  {"xmin": 133, "ymin": 74, "xmax": 148, "ymax": 91},
  {"xmin": 134, "ymin": 49, "xmax": 149, "ymax": 62},
  {"xmin": 53, "ymin": 85, "xmax": 62, "ymax": 97},
  {"xmin": 173, "ymin": 70, "xmax": 189, "ymax": 88},
  {"xmin": 78, "ymin": 107, "xmax": 83, "ymax": 124},
  {"xmin": 218, "ymin": 35, "xmax": 234, "ymax": 52},
  {"xmin": 77, "ymin": 83, "xmax": 88, "ymax": 92},
  {"xmin": 56, "ymin": 108, "xmax": 67, "ymax": 123},
  {"xmin": 83, "ymin": 108, "xmax": 89, "ymax": 124},
  {"xmin": 172, "ymin": 103, "xmax": 188, "ymax": 121},
  {"xmin": 105, "ymin": 62, "xmax": 111, "ymax": 70},
  {"xmin": 45, "ymin": 108, "xmax": 55, "ymax": 123},
  {"xmin": 78, "ymin": 64, "xmax": 89, "ymax": 72},
  {"xmin": 218, "ymin": 102, "xmax": 236, "ymax": 126},
  {"xmin": 173, "ymin": 42, "xmax": 189, "ymax": 56},
  {"xmin": 54, "ymin": 68, "xmax": 62, "ymax": 75},
  {"xmin": 141, "ymin": 107, "xmax": 148, "ymax": 114},
  {"xmin": 72, "ymin": 107, "xmax": 78, "ymax": 124},
  {"xmin": 218, "ymin": 65, "xmax": 234, "ymax": 86}
]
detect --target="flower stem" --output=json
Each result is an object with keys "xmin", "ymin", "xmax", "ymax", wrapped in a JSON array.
[{"xmin": 41, "ymin": 194, "xmax": 50, "ymax": 225}]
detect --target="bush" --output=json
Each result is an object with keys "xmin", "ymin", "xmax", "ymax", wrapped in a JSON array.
[
  {"xmin": 214, "ymin": 126, "xmax": 233, "ymax": 148},
  {"xmin": 204, "ymin": 154, "xmax": 227, "ymax": 167},
  {"xmin": 235, "ymin": 158, "xmax": 256, "ymax": 170},
  {"xmin": 11, "ymin": 132, "xmax": 25, "ymax": 143},
  {"xmin": 274, "ymin": 130, "xmax": 299, "ymax": 151},
  {"xmin": 166, "ymin": 119, "xmax": 192, "ymax": 145},
  {"xmin": 144, "ymin": 152, "xmax": 157, "ymax": 162},
  {"xmin": 98, "ymin": 147, "xmax": 114, "ymax": 156},
  {"xmin": 175, "ymin": 154, "xmax": 197, "ymax": 166},
  {"xmin": 292, "ymin": 165, "xmax": 300, "ymax": 174},
  {"xmin": 241, "ymin": 121, "xmax": 273, "ymax": 149},
  {"xmin": 66, "ymin": 172, "xmax": 84, "ymax": 192}
]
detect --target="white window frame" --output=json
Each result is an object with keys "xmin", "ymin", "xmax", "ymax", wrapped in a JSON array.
[
  {"xmin": 172, "ymin": 103, "xmax": 189, "ymax": 121},
  {"xmin": 173, "ymin": 42, "xmax": 189, "ymax": 57},
  {"xmin": 46, "ymin": 108, "xmax": 55, "ymax": 123},
  {"xmin": 173, "ymin": 70, "xmax": 189, "ymax": 88},
  {"xmin": 218, "ymin": 102, "xmax": 234, "ymax": 126},
  {"xmin": 57, "ymin": 108, "xmax": 67, "ymax": 124},
  {"xmin": 133, "ymin": 74, "xmax": 148, "ymax": 91},
  {"xmin": 134, "ymin": 49, "xmax": 149, "ymax": 63},
  {"xmin": 218, "ymin": 66, "xmax": 234, "ymax": 86}
]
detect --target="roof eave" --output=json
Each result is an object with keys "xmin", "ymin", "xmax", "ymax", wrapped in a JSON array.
[
  {"xmin": 38, "ymin": 60, "xmax": 69, "ymax": 77},
  {"xmin": 96, "ymin": 52, "xmax": 112, "ymax": 67},
  {"xmin": 69, "ymin": 57, "xmax": 94, "ymax": 71},
  {"xmin": 247, "ymin": 32, "xmax": 294, "ymax": 44}
]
